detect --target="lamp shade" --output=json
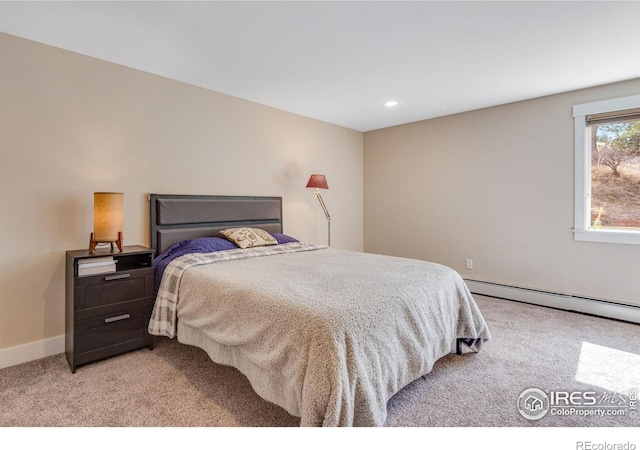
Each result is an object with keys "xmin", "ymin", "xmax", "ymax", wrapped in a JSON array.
[
  {"xmin": 306, "ymin": 174, "xmax": 329, "ymax": 190},
  {"xmin": 93, "ymin": 192, "xmax": 123, "ymax": 241}
]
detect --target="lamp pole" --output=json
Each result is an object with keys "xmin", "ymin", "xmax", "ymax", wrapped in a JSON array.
[{"xmin": 315, "ymin": 189, "xmax": 331, "ymax": 246}]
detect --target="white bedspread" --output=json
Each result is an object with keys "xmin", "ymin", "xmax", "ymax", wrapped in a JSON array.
[{"xmin": 149, "ymin": 243, "xmax": 491, "ymax": 426}]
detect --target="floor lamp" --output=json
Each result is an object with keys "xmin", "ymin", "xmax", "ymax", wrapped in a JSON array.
[{"xmin": 306, "ymin": 174, "xmax": 331, "ymax": 246}]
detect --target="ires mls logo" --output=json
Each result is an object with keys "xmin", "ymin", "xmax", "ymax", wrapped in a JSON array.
[{"xmin": 517, "ymin": 388, "xmax": 635, "ymax": 421}]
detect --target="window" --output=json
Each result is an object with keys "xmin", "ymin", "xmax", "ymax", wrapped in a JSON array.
[{"xmin": 573, "ymin": 95, "xmax": 640, "ymax": 245}]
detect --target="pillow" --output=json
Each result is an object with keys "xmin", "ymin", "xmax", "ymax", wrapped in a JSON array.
[
  {"xmin": 219, "ymin": 227, "xmax": 278, "ymax": 249},
  {"xmin": 270, "ymin": 232, "xmax": 299, "ymax": 244},
  {"xmin": 153, "ymin": 237, "xmax": 238, "ymax": 295}
]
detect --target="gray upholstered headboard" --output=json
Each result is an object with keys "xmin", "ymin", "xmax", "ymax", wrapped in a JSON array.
[{"xmin": 150, "ymin": 194, "xmax": 283, "ymax": 255}]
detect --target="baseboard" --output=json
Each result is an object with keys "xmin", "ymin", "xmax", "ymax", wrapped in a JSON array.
[
  {"xmin": 464, "ymin": 278, "xmax": 640, "ymax": 325},
  {"xmin": 0, "ymin": 335, "xmax": 65, "ymax": 370}
]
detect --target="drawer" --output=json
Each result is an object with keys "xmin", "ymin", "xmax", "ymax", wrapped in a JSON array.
[
  {"xmin": 74, "ymin": 268, "xmax": 154, "ymax": 312},
  {"xmin": 74, "ymin": 306, "xmax": 152, "ymax": 353},
  {"xmin": 86, "ymin": 276, "xmax": 144, "ymax": 307}
]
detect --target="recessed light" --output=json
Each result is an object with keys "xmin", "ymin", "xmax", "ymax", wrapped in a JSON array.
[{"xmin": 384, "ymin": 100, "xmax": 399, "ymax": 107}]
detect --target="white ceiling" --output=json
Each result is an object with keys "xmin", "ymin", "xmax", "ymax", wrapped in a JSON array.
[{"xmin": 1, "ymin": 1, "xmax": 639, "ymax": 132}]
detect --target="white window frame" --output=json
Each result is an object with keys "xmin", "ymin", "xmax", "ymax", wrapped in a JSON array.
[{"xmin": 573, "ymin": 94, "xmax": 640, "ymax": 245}]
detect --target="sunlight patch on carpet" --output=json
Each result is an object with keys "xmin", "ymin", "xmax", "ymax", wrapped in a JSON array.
[{"xmin": 575, "ymin": 342, "xmax": 640, "ymax": 393}]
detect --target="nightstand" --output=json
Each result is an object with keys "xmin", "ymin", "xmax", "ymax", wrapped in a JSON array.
[{"xmin": 65, "ymin": 245, "xmax": 155, "ymax": 373}]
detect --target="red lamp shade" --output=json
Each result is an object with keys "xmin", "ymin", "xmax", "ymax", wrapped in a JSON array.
[{"xmin": 306, "ymin": 174, "xmax": 329, "ymax": 190}]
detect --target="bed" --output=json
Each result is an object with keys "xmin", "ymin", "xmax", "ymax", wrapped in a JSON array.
[{"xmin": 147, "ymin": 194, "xmax": 491, "ymax": 426}]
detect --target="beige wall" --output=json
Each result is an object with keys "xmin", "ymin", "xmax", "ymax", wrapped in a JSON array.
[
  {"xmin": 365, "ymin": 78, "xmax": 640, "ymax": 307},
  {"xmin": 0, "ymin": 33, "xmax": 363, "ymax": 350}
]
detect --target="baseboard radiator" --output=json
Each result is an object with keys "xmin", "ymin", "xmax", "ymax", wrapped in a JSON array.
[{"xmin": 464, "ymin": 279, "xmax": 640, "ymax": 325}]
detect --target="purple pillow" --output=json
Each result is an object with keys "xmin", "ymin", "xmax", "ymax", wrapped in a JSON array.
[
  {"xmin": 270, "ymin": 232, "xmax": 299, "ymax": 244},
  {"xmin": 154, "ymin": 237, "xmax": 238, "ymax": 294},
  {"xmin": 154, "ymin": 233, "xmax": 299, "ymax": 294}
]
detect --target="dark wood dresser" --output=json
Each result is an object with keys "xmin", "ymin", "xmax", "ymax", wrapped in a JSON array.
[{"xmin": 65, "ymin": 245, "xmax": 155, "ymax": 373}]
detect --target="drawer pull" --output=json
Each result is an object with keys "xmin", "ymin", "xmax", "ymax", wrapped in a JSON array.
[
  {"xmin": 104, "ymin": 273, "xmax": 131, "ymax": 281},
  {"xmin": 104, "ymin": 314, "xmax": 131, "ymax": 324}
]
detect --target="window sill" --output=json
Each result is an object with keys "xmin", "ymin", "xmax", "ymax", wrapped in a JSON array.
[{"xmin": 574, "ymin": 228, "xmax": 640, "ymax": 245}]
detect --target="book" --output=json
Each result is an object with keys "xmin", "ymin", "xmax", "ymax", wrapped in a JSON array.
[
  {"xmin": 78, "ymin": 262, "xmax": 117, "ymax": 276},
  {"xmin": 78, "ymin": 256, "xmax": 114, "ymax": 268},
  {"xmin": 78, "ymin": 260, "xmax": 117, "ymax": 269}
]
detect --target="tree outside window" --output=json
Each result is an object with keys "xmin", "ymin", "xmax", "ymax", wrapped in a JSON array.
[{"xmin": 590, "ymin": 119, "xmax": 640, "ymax": 230}]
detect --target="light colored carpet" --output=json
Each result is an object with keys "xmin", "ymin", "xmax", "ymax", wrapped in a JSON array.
[{"xmin": 1, "ymin": 295, "xmax": 638, "ymax": 427}]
